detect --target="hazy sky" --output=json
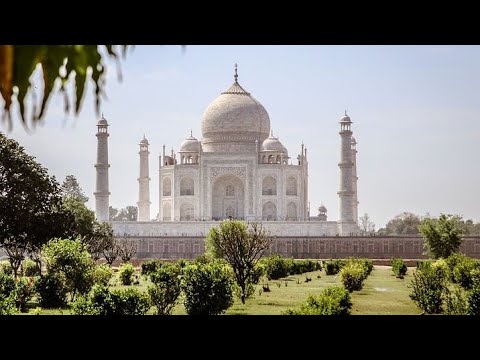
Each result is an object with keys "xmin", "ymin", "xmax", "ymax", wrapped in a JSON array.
[{"xmin": 2, "ymin": 45, "xmax": 480, "ymax": 228}]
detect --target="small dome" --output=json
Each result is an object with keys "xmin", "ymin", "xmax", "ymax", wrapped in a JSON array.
[
  {"xmin": 261, "ymin": 131, "xmax": 287, "ymax": 153},
  {"xmin": 340, "ymin": 111, "xmax": 351, "ymax": 123},
  {"xmin": 140, "ymin": 135, "xmax": 149, "ymax": 145},
  {"xmin": 318, "ymin": 204, "xmax": 327, "ymax": 213},
  {"xmin": 351, "ymin": 137, "xmax": 357, "ymax": 144},
  {"xmin": 97, "ymin": 114, "xmax": 108, "ymax": 126},
  {"xmin": 179, "ymin": 133, "xmax": 200, "ymax": 153}
]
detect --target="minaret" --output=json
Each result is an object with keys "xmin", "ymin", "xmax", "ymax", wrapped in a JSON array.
[
  {"xmin": 94, "ymin": 114, "xmax": 110, "ymax": 222},
  {"xmin": 137, "ymin": 135, "xmax": 151, "ymax": 221},
  {"xmin": 351, "ymin": 137, "xmax": 359, "ymax": 224},
  {"xmin": 338, "ymin": 111, "xmax": 355, "ymax": 223}
]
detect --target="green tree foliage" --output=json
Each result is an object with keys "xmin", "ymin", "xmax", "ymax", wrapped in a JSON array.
[
  {"xmin": 206, "ymin": 220, "xmax": 273, "ymax": 304},
  {"xmin": 284, "ymin": 286, "xmax": 352, "ymax": 315},
  {"xmin": 60, "ymin": 175, "xmax": 88, "ymax": 204},
  {"xmin": 181, "ymin": 261, "xmax": 234, "ymax": 315},
  {"xmin": 109, "ymin": 206, "xmax": 138, "ymax": 221},
  {"xmin": 41, "ymin": 238, "xmax": 95, "ymax": 301},
  {"xmin": 34, "ymin": 272, "xmax": 68, "ymax": 308},
  {"xmin": 0, "ymin": 132, "xmax": 71, "ymax": 276},
  {"xmin": 420, "ymin": 214, "xmax": 464, "ymax": 259},
  {"xmin": 324, "ymin": 259, "xmax": 345, "ymax": 275},
  {"xmin": 147, "ymin": 263, "xmax": 182, "ymax": 315},
  {"xmin": 0, "ymin": 45, "xmax": 129, "ymax": 128},
  {"xmin": 22, "ymin": 258, "xmax": 40, "ymax": 277},
  {"xmin": 382, "ymin": 212, "xmax": 422, "ymax": 235},
  {"xmin": 62, "ymin": 197, "xmax": 114, "ymax": 259}
]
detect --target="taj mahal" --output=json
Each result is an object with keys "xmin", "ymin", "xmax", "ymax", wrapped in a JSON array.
[{"xmin": 94, "ymin": 65, "xmax": 362, "ymax": 239}]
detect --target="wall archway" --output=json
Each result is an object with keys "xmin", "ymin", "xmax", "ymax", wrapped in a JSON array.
[
  {"xmin": 163, "ymin": 177, "xmax": 172, "ymax": 196},
  {"xmin": 286, "ymin": 176, "xmax": 297, "ymax": 196},
  {"xmin": 211, "ymin": 174, "xmax": 244, "ymax": 220},
  {"xmin": 262, "ymin": 176, "xmax": 277, "ymax": 195},
  {"xmin": 287, "ymin": 202, "xmax": 297, "ymax": 220},
  {"xmin": 180, "ymin": 177, "xmax": 194, "ymax": 196},
  {"xmin": 180, "ymin": 203, "xmax": 194, "ymax": 221},
  {"xmin": 262, "ymin": 201, "xmax": 277, "ymax": 220}
]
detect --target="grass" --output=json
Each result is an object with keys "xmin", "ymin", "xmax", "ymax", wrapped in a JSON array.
[{"xmin": 23, "ymin": 266, "xmax": 420, "ymax": 315}]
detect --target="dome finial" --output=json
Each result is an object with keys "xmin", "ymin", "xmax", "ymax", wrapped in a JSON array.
[
  {"xmin": 345, "ymin": 109, "xmax": 347, "ymax": 116},
  {"xmin": 234, "ymin": 63, "xmax": 238, "ymax": 83},
  {"xmin": 190, "ymin": 129, "xmax": 193, "ymax": 137}
]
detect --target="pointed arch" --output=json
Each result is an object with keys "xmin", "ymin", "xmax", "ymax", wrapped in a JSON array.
[
  {"xmin": 286, "ymin": 176, "xmax": 297, "ymax": 196},
  {"xmin": 262, "ymin": 201, "xmax": 277, "ymax": 221},
  {"xmin": 262, "ymin": 176, "xmax": 277, "ymax": 195},
  {"xmin": 180, "ymin": 177, "xmax": 194, "ymax": 196},
  {"xmin": 287, "ymin": 202, "xmax": 297, "ymax": 221},
  {"xmin": 162, "ymin": 177, "xmax": 171, "ymax": 196}
]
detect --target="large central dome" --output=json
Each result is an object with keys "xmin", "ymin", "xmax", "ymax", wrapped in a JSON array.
[{"xmin": 201, "ymin": 67, "xmax": 270, "ymax": 153}]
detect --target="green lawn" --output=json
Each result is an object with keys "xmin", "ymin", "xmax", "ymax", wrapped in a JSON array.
[{"xmin": 25, "ymin": 265, "xmax": 419, "ymax": 315}]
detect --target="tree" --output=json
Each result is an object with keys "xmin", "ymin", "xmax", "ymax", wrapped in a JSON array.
[
  {"xmin": 110, "ymin": 206, "xmax": 138, "ymax": 221},
  {"xmin": 383, "ymin": 212, "xmax": 422, "ymax": 235},
  {"xmin": 41, "ymin": 238, "xmax": 95, "ymax": 301},
  {"xmin": 61, "ymin": 175, "xmax": 88, "ymax": 204},
  {"xmin": 181, "ymin": 261, "xmax": 235, "ymax": 315},
  {"xmin": 0, "ymin": 132, "xmax": 71, "ymax": 276},
  {"xmin": 116, "ymin": 234, "xmax": 137, "ymax": 263},
  {"xmin": 206, "ymin": 220, "xmax": 274, "ymax": 304},
  {"xmin": 147, "ymin": 263, "xmax": 181, "ymax": 315},
  {"xmin": 420, "ymin": 214, "xmax": 464, "ymax": 259},
  {"xmin": 0, "ymin": 45, "xmax": 129, "ymax": 129},
  {"xmin": 61, "ymin": 197, "xmax": 114, "ymax": 259},
  {"xmin": 359, "ymin": 213, "xmax": 375, "ymax": 235},
  {"xmin": 109, "ymin": 206, "xmax": 119, "ymax": 221},
  {"xmin": 88, "ymin": 222, "xmax": 114, "ymax": 261}
]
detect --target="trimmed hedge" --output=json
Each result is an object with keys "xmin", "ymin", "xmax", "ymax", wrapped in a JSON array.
[
  {"xmin": 391, "ymin": 258, "xmax": 407, "ymax": 278},
  {"xmin": 284, "ymin": 286, "xmax": 352, "ymax": 315}
]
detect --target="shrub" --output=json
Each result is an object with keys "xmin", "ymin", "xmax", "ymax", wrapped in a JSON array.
[
  {"xmin": 14, "ymin": 276, "xmax": 35, "ymax": 312},
  {"xmin": 0, "ymin": 273, "xmax": 16, "ymax": 296},
  {"xmin": 148, "ymin": 263, "xmax": 181, "ymax": 315},
  {"xmin": 35, "ymin": 273, "xmax": 68, "ymax": 308},
  {"xmin": 467, "ymin": 283, "xmax": 480, "ymax": 315},
  {"xmin": 443, "ymin": 285, "xmax": 468, "ymax": 315},
  {"xmin": 416, "ymin": 260, "xmax": 432, "ymax": 272},
  {"xmin": 340, "ymin": 264, "xmax": 366, "ymax": 292},
  {"xmin": 181, "ymin": 261, "xmax": 234, "ymax": 315},
  {"xmin": 409, "ymin": 267, "xmax": 446, "ymax": 314},
  {"xmin": 92, "ymin": 264, "xmax": 113, "ymax": 287},
  {"xmin": 261, "ymin": 255, "xmax": 292, "ymax": 280},
  {"xmin": 391, "ymin": 258, "xmax": 408, "ymax": 278},
  {"xmin": 119, "ymin": 263, "xmax": 135, "ymax": 285},
  {"xmin": 72, "ymin": 285, "xmax": 150, "ymax": 315},
  {"xmin": 324, "ymin": 259, "xmax": 344, "ymax": 275},
  {"xmin": 344, "ymin": 258, "xmax": 373, "ymax": 277},
  {"xmin": 290, "ymin": 260, "xmax": 322, "ymax": 275},
  {"xmin": 41, "ymin": 238, "xmax": 96, "ymax": 300},
  {"xmin": 284, "ymin": 286, "xmax": 352, "ymax": 315},
  {"xmin": 452, "ymin": 256, "xmax": 480, "ymax": 289},
  {"xmin": 140, "ymin": 259, "xmax": 164, "ymax": 276},
  {"xmin": 0, "ymin": 294, "xmax": 16, "ymax": 315},
  {"xmin": 0, "ymin": 261, "xmax": 12, "ymax": 275},
  {"xmin": 22, "ymin": 259, "xmax": 40, "ymax": 277},
  {"xmin": 432, "ymin": 258, "xmax": 450, "ymax": 280}
]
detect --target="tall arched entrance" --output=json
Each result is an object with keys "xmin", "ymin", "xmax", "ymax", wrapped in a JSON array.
[{"xmin": 211, "ymin": 174, "xmax": 245, "ymax": 220}]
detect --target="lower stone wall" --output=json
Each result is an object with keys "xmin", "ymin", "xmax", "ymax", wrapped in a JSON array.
[{"xmin": 125, "ymin": 236, "xmax": 480, "ymax": 260}]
